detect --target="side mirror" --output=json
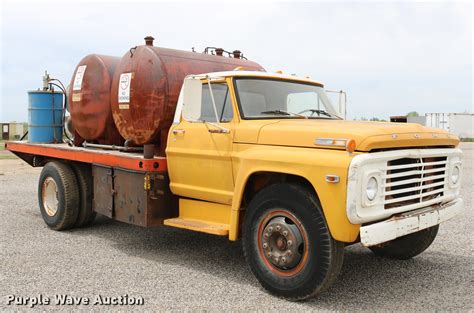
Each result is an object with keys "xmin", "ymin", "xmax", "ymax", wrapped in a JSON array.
[
  {"xmin": 182, "ymin": 77, "xmax": 203, "ymax": 121},
  {"xmin": 326, "ymin": 90, "xmax": 347, "ymax": 119},
  {"xmin": 337, "ymin": 91, "xmax": 347, "ymax": 119}
]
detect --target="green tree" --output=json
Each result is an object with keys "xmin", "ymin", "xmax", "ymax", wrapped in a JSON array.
[{"xmin": 407, "ymin": 111, "xmax": 419, "ymax": 117}]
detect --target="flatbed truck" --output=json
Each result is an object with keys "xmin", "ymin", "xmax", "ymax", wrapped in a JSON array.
[{"xmin": 6, "ymin": 70, "xmax": 464, "ymax": 300}]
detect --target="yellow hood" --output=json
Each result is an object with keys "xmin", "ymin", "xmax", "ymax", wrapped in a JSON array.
[{"xmin": 235, "ymin": 119, "xmax": 459, "ymax": 151}]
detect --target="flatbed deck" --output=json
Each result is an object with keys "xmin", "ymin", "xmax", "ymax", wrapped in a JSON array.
[{"xmin": 5, "ymin": 141, "xmax": 167, "ymax": 172}]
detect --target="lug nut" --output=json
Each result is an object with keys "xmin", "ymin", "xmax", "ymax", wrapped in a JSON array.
[
  {"xmin": 263, "ymin": 243, "xmax": 268, "ymax": 249},
  {"xmin": 283, "ymin": 230, "xmax": 288, "ymax": 236},
  {"xmin": 268, "ymin": 227, "xmax": 273, "ymax": 232},
  {"xmin": 276, "ymin": 225, "xmax": 281, "ymax": 231},
  {"xmin": 281, "ymin": 257, "xmax": 286, "ymax": 263},
  {"xmin": 287, "ymin": 250, "xmax": 292, "ymax": 256},
  {"xmin": 267, "ymin": 252, "xmax": 272, "ymax": 257},
  {"xmin": 264, "ymin": 233, "xmax": 269, "ymax": 238},
  {"xmin": 287, "ymin": 240, "xmax": 292, "ymax": 246}
]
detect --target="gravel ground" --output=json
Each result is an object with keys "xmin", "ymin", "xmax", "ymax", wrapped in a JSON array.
[{"xmin": 0, "ymin": 143, "xmax": 473, "ymax": 311}]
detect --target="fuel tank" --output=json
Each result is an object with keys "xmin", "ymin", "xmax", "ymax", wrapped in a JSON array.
[
  {"xmin": 111, "ymin": 36, "xmax": 265, "ymax": 147},
  {"xmin": 69, "ymin": 54, "xmax": 124, "ymax": 145}
]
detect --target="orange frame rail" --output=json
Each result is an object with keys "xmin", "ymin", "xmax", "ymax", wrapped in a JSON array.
[{"xmin": 5, "ymin": 141, "xmax": 168, "ymax": 172}]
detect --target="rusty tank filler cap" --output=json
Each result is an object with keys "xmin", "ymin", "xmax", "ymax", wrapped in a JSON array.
[
  {"xmin": 232, "ymin": 50, "xmax": 241, "ymax": 59},
  {"xmin": 215, "ymin": 48, "xmax": 224, "ymax": 56},
  {"xmin": 144, "ymin": 36, "xmax": 155, "ymax": 46}
]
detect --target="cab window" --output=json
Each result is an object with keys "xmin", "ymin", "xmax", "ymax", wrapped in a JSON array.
[{"xmin": 200, "ymin": 83, "xmax": 233, "ymax": 122}]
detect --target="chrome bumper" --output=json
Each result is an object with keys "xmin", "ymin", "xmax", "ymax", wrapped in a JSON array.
[{"xmin": 360, "ymin": 198, "xmax": 464, "ymax": 247}]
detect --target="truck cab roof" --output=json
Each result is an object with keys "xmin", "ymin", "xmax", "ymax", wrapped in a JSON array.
[{"xmin": 188, "ymin": 70, "xmax": 325, "ymax": 87}]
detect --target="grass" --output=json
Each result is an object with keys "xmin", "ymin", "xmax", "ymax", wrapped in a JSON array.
[
  {"xmin": 0, "ymin": 140, "xmax": 18, "ymax": 159},
  {"xmin": 0, "ymin": 154, "xmax": 17, "ymax": 160}
]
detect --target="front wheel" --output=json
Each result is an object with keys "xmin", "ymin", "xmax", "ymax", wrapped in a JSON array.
[
  {"xmin": 369, "ymin": 225, "xmax": 439, "ymax": 260},
  {"xmin": 243, "ymin": 183, "xmax": 344, "ymax": 301}
]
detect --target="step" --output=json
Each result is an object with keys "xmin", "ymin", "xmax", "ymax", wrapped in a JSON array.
[{"xmin": 163, "ymin": 218, "xmax": 229, "ymax": 236}]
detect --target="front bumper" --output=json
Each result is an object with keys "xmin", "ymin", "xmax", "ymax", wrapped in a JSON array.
[{"xmin": 360, "ymin": 198, "xmax": 464, "ymax": 247}]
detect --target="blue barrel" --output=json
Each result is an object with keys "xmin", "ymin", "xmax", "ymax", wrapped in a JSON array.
[{"xmin": 28, "ymin": 91, "xmax": 64, "ymax": 143}]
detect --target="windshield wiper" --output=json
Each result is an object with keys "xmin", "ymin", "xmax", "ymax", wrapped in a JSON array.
[
  {"xmin": 302, "ymin": 109, "xmax": 342, "ymax": 119},
  {"xmin": 260, "ymin": 110, "xmax": 307, "ymax": 118}
]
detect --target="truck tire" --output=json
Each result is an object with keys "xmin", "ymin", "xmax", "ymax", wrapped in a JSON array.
[
  {"xmin": 243, "ymin": 183, "xmax": 344, "ymax": 301},
  {"xmin": 38, "ymin": 161, "xmax": 79, "ymax": 230},
  {"xmin": 368, "ymin": 225, "xmax": 439, "ymax": 260},
  {"xmin": 71, "ymin": 163, "xmax": 96, "ymax": 227}
]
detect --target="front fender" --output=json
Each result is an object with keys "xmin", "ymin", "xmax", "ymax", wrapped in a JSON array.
[{"xmin": 230, "ymin": 144, "xmax": 360, "ymax": 242}]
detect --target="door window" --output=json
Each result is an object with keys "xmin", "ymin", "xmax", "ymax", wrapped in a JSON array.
[{"xmin": 200, "ymin": 84, "xmax": 233, "ymax": 122}]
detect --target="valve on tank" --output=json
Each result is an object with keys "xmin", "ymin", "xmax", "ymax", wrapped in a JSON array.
[{"xmin": 42, "ymin": 71, "xmax": 51, "ymax": 91}]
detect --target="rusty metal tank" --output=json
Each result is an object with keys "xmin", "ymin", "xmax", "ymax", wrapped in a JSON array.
[
  {"xmin": 69, "ymin": 54, "xmax": 124, "ymax": 146},
  {"xmin": 111, "ymin": 36, "xmax": 265, "ymax": 147}
]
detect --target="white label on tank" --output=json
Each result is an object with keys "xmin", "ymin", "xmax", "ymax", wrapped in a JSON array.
[
  {"xmin": 118, "ymin": 73, "xmax": 132, "ymax": 104},
  {"xmin": 72, "ymin": 65, "xmax": 87, "ymax": 91}
]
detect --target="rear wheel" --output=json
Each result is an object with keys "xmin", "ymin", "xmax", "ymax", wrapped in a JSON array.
[
  {"xmin": 38, "ymin": 161, "xmax": 79, "ymax": 230},
  {"xmin": 369, "ymin": 225, "xmax": 439, "ymax": 260},
  {"xmin": 71, "ymin": 163, "xmax": 96, "ymax": 227},
  {"xmin": 243, "ymin": 183, "xmax": 344, "ymax": 301}
]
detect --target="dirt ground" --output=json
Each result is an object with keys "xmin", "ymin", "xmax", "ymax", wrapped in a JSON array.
[{"xmin": 0, "ymin": 143, "xmax": 473, "ymax": 311}]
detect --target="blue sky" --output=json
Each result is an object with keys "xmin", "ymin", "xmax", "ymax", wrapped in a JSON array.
[{"xmin": 0, "ymin": 1, "xmax": 472, "ymax": 122}]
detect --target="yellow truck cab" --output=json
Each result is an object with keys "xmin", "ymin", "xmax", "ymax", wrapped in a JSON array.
[{"xmin": 165, "ymin": 70, "xmax": 463, "ymax": 299}]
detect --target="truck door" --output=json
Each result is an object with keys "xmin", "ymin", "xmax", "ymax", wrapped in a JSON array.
[{"xmin": 166, "ymin": 80, "xmax": 235, "ymax": 205}]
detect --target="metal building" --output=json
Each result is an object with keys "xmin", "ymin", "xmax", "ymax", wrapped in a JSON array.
[
  {"xmin": 407, "ymin": 116, "xmax": 427, "ymax": 125},
  {"xmin": 390, "ymin": 113, "xmax": 473, "ymax": 139},
  {"xmin": 1, "ymin": 122, "xmax": 25, "ymax": 140},
  {"xmin": 425, "ymin": 113, "xmax": 473, "ymax": 139}
]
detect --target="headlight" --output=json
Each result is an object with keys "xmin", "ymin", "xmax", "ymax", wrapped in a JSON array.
[
  {"xmin": 451, "ymin": 165, "xmax": 460, "ymax": 184},
  {"xmin": 366, "ymin": 176, "xmax": 378, "ymax": 201}
]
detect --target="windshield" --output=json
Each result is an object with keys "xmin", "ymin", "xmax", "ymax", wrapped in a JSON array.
[{"xmin": 234, "ymin": 78, "xmax": 340, "ymax": 119}]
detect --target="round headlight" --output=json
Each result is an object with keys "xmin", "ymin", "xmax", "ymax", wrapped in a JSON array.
[
  {"xmin": 451, "ymin": 165, "xmax": 460, "ymax": 184},
  {"xmin": 366, "ymin": 177, "xmax": 378, "ymax": 201}
]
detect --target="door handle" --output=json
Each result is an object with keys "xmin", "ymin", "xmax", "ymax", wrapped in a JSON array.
[{"xmin": 172, "ymin": 129, "xmax": 185, "ymax": 135}]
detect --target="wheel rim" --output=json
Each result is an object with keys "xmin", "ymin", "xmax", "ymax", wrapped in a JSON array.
[
  {"xmin": 42, "ymin": 177, "xmax": 59, "ymax": 217},
  {"xmin": 257, "ymin": 210, "xmax": 309, "ymax": 276}
]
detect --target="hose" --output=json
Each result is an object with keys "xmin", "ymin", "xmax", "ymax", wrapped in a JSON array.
[
  {"xmin": 82, "ymin": 141, "xmax": 143, "ymax": 152},
  {"xmin": 48, "ymin": 80, "xmax": 73, "ymax": 145}
]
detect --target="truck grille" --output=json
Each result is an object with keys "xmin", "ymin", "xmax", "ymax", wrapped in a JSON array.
[{"xmin": 384, "ymin": 156, "xmax": 447, "ymax": 209}]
